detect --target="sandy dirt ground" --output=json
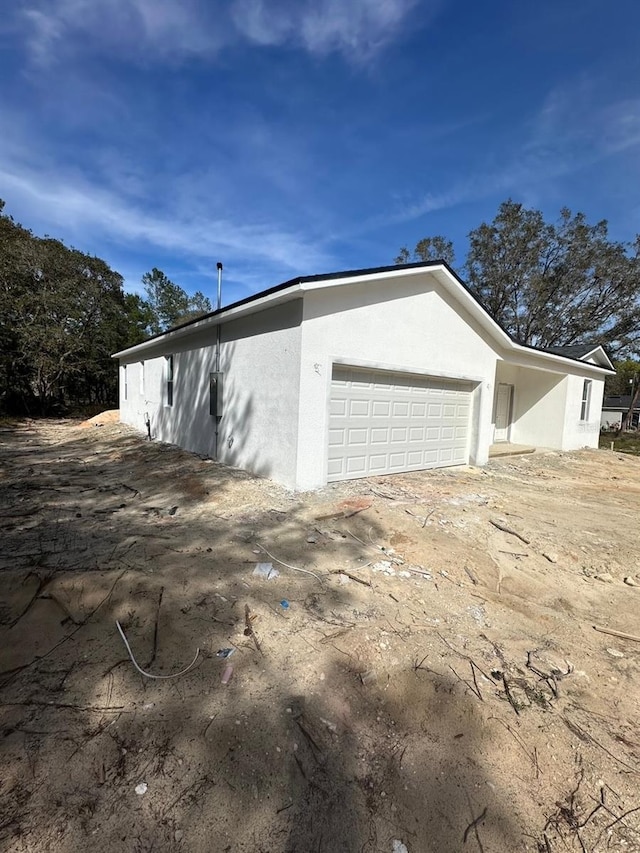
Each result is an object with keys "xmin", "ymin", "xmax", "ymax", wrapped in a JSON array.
[{"xmin": 1, "ymin": 418, "xmax": 640, "ymax": 853}]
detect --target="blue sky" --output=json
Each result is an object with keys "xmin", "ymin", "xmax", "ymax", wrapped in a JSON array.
[{"xmin": 1, "ymin": 0, "xmax": 639, "ymax": 307}]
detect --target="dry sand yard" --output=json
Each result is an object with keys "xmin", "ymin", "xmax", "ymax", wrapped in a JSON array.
[{"xmin": 1, "ymin": 417, "xmax": 640, "ymax": 853}]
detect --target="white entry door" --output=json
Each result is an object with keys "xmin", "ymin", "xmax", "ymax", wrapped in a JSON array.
[
  {"xmin": 328, "ymin": 366, "xmax": 473, "ymax": 482},
  {"xmin": 494, "ymin": 383, "xmax": 513, "ymax": 442}
]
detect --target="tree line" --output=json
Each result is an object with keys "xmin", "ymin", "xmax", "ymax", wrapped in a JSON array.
[
  {"xmin": 0, "ymin": 200, "xmax": 211, "ymax": 415},
  {"xmin": 396, "ymin": 200, "xmax": 640, "ymax": 405}
]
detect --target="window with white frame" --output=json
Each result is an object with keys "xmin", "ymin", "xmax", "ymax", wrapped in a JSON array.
[
  {"xmin": 140, "ymin": 361, "xmax": 145, "ymax": 396},
  {"xmin": 123, "ymin": 365, "xmax": 128, "ymax": 401},
  {"xmin": 166, "ymin": 355, "xmax": 174, "ymax": 406},
  {"xmin": 580, "ymin": 379, "xmax": 592, "ymax": 421}
]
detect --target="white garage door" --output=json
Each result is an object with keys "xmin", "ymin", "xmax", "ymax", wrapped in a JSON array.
[{"xmin": 328, "ymin": 366, "xmax": 473, "ymax": 481}]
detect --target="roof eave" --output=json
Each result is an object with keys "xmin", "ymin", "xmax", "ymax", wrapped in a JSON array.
[
  {"xmin": 112, "ymin": 280, "xmax": 304, "ymax": 359},
  {"xmin": 111, "ymin": 261, "xmax": 615, "ymax": 376},
  {"xmin": 506, "ymin": 342, "xmax": 615, "ymax": 375}
]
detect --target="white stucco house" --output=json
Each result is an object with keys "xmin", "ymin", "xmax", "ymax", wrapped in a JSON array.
[{"xmin": 113, "ymin": 262, "xmax": 614, "ymax": 490}]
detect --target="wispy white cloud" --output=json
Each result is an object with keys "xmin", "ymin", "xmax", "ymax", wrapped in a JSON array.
[
  {"xmin": 530, "ymin": 81, "xmax": 640, "ymax": 163},
  {"xmin": 232, "ymin": 0, "xmax": 420, "ymax": 58},
  {"xmin": 0, "ymin": 147, "xmax": 333, "ymax": 287},
  {"xmin": 365, "ymin": 80, "xmax": 640, "ymax": 233},
  {"xmin": 15, "ymin": 0, "xmax": 421, "ymax": 66},
  {"xmin": 20, "ymin": 0, "xmax": 226, "ymax": 65}
]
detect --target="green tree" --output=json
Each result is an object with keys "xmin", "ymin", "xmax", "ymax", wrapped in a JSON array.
[
  {"xmin": 0, "ymin": 201, "xmax": 37, "ymax": 411},
  {"xmin": 605, "ymin": 359, "xmax": 640, "ymax": 397},
  {"xmin": 396, "ymin": 200, "xmax": 640, "ymax": 356},
  {"xmin": 395, "ymin": 235, "xmax": 455, "ymax": 266},
  {"xmin": 142, "ymin": 268, "xmax": 212, "ymax": 334},
  {"xmin": 123, "ymin": 292, "xmax": 156, "ymax": 343},
  {"xmin": 464, "ymin": 202, "xmax": 640, "ymax": 354},
  {"xmin": 0, "ymin": 199, "xmax": 138, "ymax": 414}
]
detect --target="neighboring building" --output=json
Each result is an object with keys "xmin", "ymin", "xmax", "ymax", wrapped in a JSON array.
[
  {"xmin": 113, "ymin": 262, "xmax": 614, "ymax": 490},
  {"xmin": 600, "ymin": 396, "xmax": 640, "ymax": 431}
]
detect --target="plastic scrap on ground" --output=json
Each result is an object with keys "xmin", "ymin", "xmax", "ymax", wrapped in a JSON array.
[{"xmin": 252, "ymin": 562, "xmax": 279, "ymax": 580}]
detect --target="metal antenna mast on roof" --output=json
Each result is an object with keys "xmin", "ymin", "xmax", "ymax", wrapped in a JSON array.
[{"xmin": 216, "ymin": 262, "xmax": 223, "ymax": 374}]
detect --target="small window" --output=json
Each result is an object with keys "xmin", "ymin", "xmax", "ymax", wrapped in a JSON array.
[
  {"xmin": 580, "ymin": 379, "xmax": 592, "ymax": 421},
  {"xmin": 140, "ymin": 361, "xmax": 145, "ymax": 396},
  {"xmin": 123, "ymin": 365, "xmax": 128, "ymax": 401},
  {"xmin": 166, "ymin": 355, "xmax": 174, "ymax": 407}
]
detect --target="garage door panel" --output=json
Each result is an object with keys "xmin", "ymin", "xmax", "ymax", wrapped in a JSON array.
[
  {"xmin": 328, "ymin": 428, "xmax": 345, "ymax": 446},
  {"xmin": 371, "ymin": 401, "xmax": 390, "ymax": 417},
  {"xmin": 328, "ymin": 366, "xmax": 472, "ymax": 482},
  {"xmin": 346, "ymin": 456, "xmax": 367, "ymax": 473},
  {"xmin": 369, "ymin": 454, "xmax": 388, "ymax": 470},
  {"xmin": 349, "ymin": 400, "xmax": 370, "ymax": 417},
  {"xmin": 330, "ymin": 400, "xmax": 347, "ymax": 418},
  {"xmin": 328, "ymin": 458, "xmax": 343, "ymax": 476}
]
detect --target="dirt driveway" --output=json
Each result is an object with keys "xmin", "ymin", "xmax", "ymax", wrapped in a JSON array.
[{"xmin": 1, "ymin": 419, "xmax": 640, "ymax": 853}]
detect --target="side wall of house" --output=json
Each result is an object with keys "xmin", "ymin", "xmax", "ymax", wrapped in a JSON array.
[
  {"xmin": 119, "ymin": 326, "xmax": 220, "ymax": 458},
  {"xmin": 295, "ymin": 272, "xmax": 500, "ymax": 490},
  {"xmin": 561, "ymin": 374, "xmax": 604, "ymax": 449},
  {"xmin": 118, "ymin": 301, "xmax": 303, "ymax": 486},
  {"xmin": 215, "ymin": 301, "xmax": 303, "ymax": 485}
]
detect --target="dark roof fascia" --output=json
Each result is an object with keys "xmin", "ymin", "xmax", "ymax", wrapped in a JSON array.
[
  {"xmin": 121, "ymin": 274, "xmax": 307, "ymax": 348},
  {"xmin": 114, "ymin": 259, "xmax": 613, "ymax": 371},
  {"xmin": 117, "ymin": 260, "xmax": 489, "ymax": 351}
]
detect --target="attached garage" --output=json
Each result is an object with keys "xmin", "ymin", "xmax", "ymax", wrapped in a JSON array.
[{"xmin": 328, "ymin": 365, "xmax": 474, "ymax": 481}]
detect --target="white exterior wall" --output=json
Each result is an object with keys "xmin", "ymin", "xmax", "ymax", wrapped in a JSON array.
[
  {"xmin": 493, "ymin": 359, "xmax": 605, "ymax": 450},
  {"xmin": 494, "ymin": 362, "xmax": 566, "ymax": 446},
  {"xmin": 515, "ymin": 371, "xmax": 568, "ymax": 447},
  {"xmin": 294, "ymin": 272, "xmax": 500, "ymax": 490},
  {"xmin": 561, "ymin": 374, "xmax": 604, "ymax": 449},
  {"xmin": 119, "ymin": 302, "xmax": 303, "ymax": 486},
  {"xmin": 216, "ymin": 301, "xmax": 303, "ymax": 485},
  {"xmin": 119, "ymin": 327, "xmax": 220, "ymax": 457}
]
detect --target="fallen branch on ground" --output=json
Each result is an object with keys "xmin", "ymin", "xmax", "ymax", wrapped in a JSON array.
[
  {"xmin": 501, "ymin": 673, "xmax": 520, "ymax": 716},
  {"xmin": 463, "ymin": 807, "xmax": 488, "ymax": 844},
  {"xmin": 146, "ymin": 586, "xmax": 165, "ymax": 668},
  {"xmin": 0, "ymin": 568, "xmax": 128, "ymax": 689},
  {"xmin": 593, "ymin": 625, "xmax": 640, "ymax": 644},
  {"xmin": 244, "ymin": 604, "xmax": 263, "ymax": 654},
  {"xmin": 489, "ymin": 518, "xmax": 530, "ymax": 544},
  {"xmin": 8, "ymin": 571, "xmax": 53, "ymax": 629},
  {"xmin": 329, "ymin": 569, "xmax": 371, "ymax": 587}
]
